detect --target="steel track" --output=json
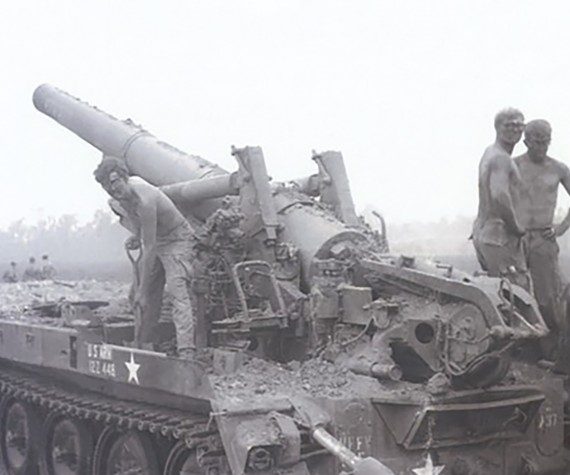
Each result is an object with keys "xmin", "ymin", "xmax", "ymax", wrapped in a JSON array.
[{"xmin": 0, "ymin": 366, "xmax": 219, "ymax": 459}]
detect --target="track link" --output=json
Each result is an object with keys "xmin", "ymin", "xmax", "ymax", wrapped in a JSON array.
[{"xmin": 0, "ymin": 366, "xmax": 215, "ymax": 447}]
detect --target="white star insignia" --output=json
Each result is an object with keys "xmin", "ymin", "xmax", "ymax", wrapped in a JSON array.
[
  {"xmin": 412, "ymin": 454, "xmax": 445, "ymax": 475},
  {"xmin": 125, "ymin": 352, "xmax": 140, "ymax": 385}
]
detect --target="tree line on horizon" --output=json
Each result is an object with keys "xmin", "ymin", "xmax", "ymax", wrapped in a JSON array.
[
  {"xmin": 1, "ymin": 211, "xmax": 569, "ymax": 277},
  {"xmin": 0, "ymin": 211, "xmax": 128, "ymax": 268}
]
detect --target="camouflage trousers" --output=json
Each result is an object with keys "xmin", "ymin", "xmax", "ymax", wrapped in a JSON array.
[{"xmin": 136, "ymin": 223, "xmax": 196, "ymax": 352}]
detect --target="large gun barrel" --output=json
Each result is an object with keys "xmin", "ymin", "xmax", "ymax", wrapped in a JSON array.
[
  {"xmin": 33, "ymin": 84, "xmax": 368, "ymax": 284},
  {"xmin": 33, "ymin": 84, "xmax": 231, "ymax": 219}
]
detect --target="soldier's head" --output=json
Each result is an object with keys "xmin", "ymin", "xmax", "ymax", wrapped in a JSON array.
[
  {"xmin": 524, "ymin": 119, "xmax": 551, "ymax": 161},
  {"xmin": 29, "ymin": 257, "xmax": 35, "ymax": 265},
  {"xmin": 494, "ymin": 108, "xmax": 525, "ymax": 146},
  {"xmin": 94, "ymin": 156, "xmax": 131, "ymax": 200},
  {"xmin": 10, "ymin": 262, "xmax": 16, "ymax": 269}
]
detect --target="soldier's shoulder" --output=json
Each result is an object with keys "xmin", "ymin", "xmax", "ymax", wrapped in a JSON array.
[
  {"xmin": 549, "ymin": 157, "xmax": 570, "ymax": 177},
  {"xmin": 483, "ymin": 143, "xmax": 510, "ymax": 161},
  {"xmin": 482, "ymin": 143, "xmax": 498, "ymax": 157},
  {"xmin": 483, "ymin": 148, "xmax": 512, "ymax": 173},
  {"xmin": 131, "ymin": 177, "xmax": 161, "ymax": 199},
  {"xmin": 129, "ymin": 176, "xmax": 151, "ymax": 188}
]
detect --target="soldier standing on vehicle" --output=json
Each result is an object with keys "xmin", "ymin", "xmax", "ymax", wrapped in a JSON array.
[
  {"xmin": 94, "ymin": 156, "xmax": 197, "ymax": 359},
  {"xmin": 515, "ymin": 120, "xmax": 570, "ymax": 359},
  {"xmin": 2, "ymin": 262, "xmax": 18, "ymax": 283},
  {"xmin": 472, "ymin": 108, "xmax": 529, "ymax": 289}
]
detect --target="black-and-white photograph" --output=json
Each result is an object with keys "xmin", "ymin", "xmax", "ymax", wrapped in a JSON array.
[{"xmin": 1, "ymin": 1, "xmax": 570, "ymax": 474}]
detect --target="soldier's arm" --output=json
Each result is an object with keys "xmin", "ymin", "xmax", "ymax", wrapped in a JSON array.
[
  {"xmin": 489, "ymin": 155, "xmax": 524, "ymax": 236},
  {"xmin": 108, "ymin": 198, "xmax": 141, "ymax": 250},
  {"xmin": 136, "ymin": 195, "xmax": 158, "ymax": 303},
  {"xmin": 108, "ymin": 199, "xmax": 138, "ymax": 235},
  {"xmin": 555, "ymin": 163, "xmax": 570, "ymax": 237}
]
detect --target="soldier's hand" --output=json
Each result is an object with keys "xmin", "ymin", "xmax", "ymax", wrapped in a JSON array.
[
  {"xmin": 554, "ymin": 224, "xmax": 568, "ymax": 238},
  {"xmin": 133, "ymin": 290, "xmax": 148, "ymax": 310},
  {"xmin": 542, "ymin": 227, "xmax": 556, "ymax": 240},
  {"xmin": 514, "ymin": 227, "xmax": 526, "ymax": 238},
  {"xmin": 125, "ymin": 235, "xmax": 141, "ymax": 250}
]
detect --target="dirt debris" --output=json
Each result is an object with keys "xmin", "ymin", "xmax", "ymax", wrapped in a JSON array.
[
  {"xmin": 0, "ymin": 280, "xmax": 130, "ymax": 322},
  {"xmin": 212, "ymin": 355, "xmax": 382, "ymax": 401}
]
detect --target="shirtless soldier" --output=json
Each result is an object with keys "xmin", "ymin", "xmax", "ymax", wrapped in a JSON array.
[
  {"xmin": 515, "ymin": 120, "xmax": 570, "ymax": 358},
  {"xmin": 472, "ymin": 108, "xmax": 529, "ymax": 289},
  {"xmin": 94, "ymin": 156, "xmax": 197, "ymax": 359}
]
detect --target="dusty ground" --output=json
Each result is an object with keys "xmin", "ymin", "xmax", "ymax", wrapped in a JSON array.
[{"xmin": 0, "ymin": 280, "xmax": 130, "ymax": 322}]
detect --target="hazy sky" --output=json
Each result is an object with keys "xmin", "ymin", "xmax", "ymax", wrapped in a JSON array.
[{"xmin": 2, "ymin": 1, "xmax": 570, "ymax": 229}]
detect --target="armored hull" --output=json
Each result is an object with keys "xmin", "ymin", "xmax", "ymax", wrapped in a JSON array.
[{"xmin": 0, "ymin": 292, "xmax": 564, "ymax": 474}]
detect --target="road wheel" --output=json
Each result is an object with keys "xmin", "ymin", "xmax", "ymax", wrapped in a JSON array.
[
  {"xmin": 163, "ymin": 441, "xmax": 202, "ymax": 474},
  {"xmin": 40, "ymin": 413, "xmax": 93, "ymax": 475},
  {"xmin": 93, "ymin": 427, "xmax": 159, "ymax": 475},
  {"xmin": 0, "ymin": 397, "xmax": 40, "ymax": 475}
]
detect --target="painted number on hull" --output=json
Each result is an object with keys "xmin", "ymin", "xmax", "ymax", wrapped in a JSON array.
[
  {"xmin": 538, "ymin": 410, "xmax": 558, "ymax": 431},
  {"xmin": 88, "ymin": 360, "xmax": 117, "ymax": 377},
  {"xmin": 87, "ymin": 343, "xmax": 117, "ymax": 378}
]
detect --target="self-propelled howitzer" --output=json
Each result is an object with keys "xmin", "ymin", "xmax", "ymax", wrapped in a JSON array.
[{"xmin": 0, "ymin": 84, "xmax": 560, "ymax": 474}]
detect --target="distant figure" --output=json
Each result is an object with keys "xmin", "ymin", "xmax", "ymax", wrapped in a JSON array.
[
  {"xmin": 40, "ymin": 254, "xmax": 56, "ymax": 280},
  {"xmin": 515, "ymin": 120, "xmax": 570, "ymax": 357},
  {"xmin": 22, "ymin": 257, "xmax": 40, "ymax": 281},
  {"xmin": 2, "ymin": 262, "xmax": 18, "ymax": 283},
  {"xmin": 472, "ymin": 108, "xmax": 530, "ymax": 289},
  {"xmin": 94, "ymin": 156, "xmax": 197, "ymax": 359}
]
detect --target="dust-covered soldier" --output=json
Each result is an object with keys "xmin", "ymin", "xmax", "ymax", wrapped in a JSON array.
[
  {"xmin": 22, "ymin": 256, "xmax": 40, "ymax": 281},
  {"xmin": 2, "ymin": 262, "xmax": 18, "ymax": 283},
  {"xmin": 40, "ymin": 254, "xmax": 56, "ymax": 280},
  {"xmin": 94, "ymin": 156, "xmax": 197, "ymax": 359},
  {"xmin": 515, "ymin": 120, "xmax": 570, "ymax": 356},
  {"xmin": 472, "ymin": 108, "xmax": 529, "ymax": 289}
]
